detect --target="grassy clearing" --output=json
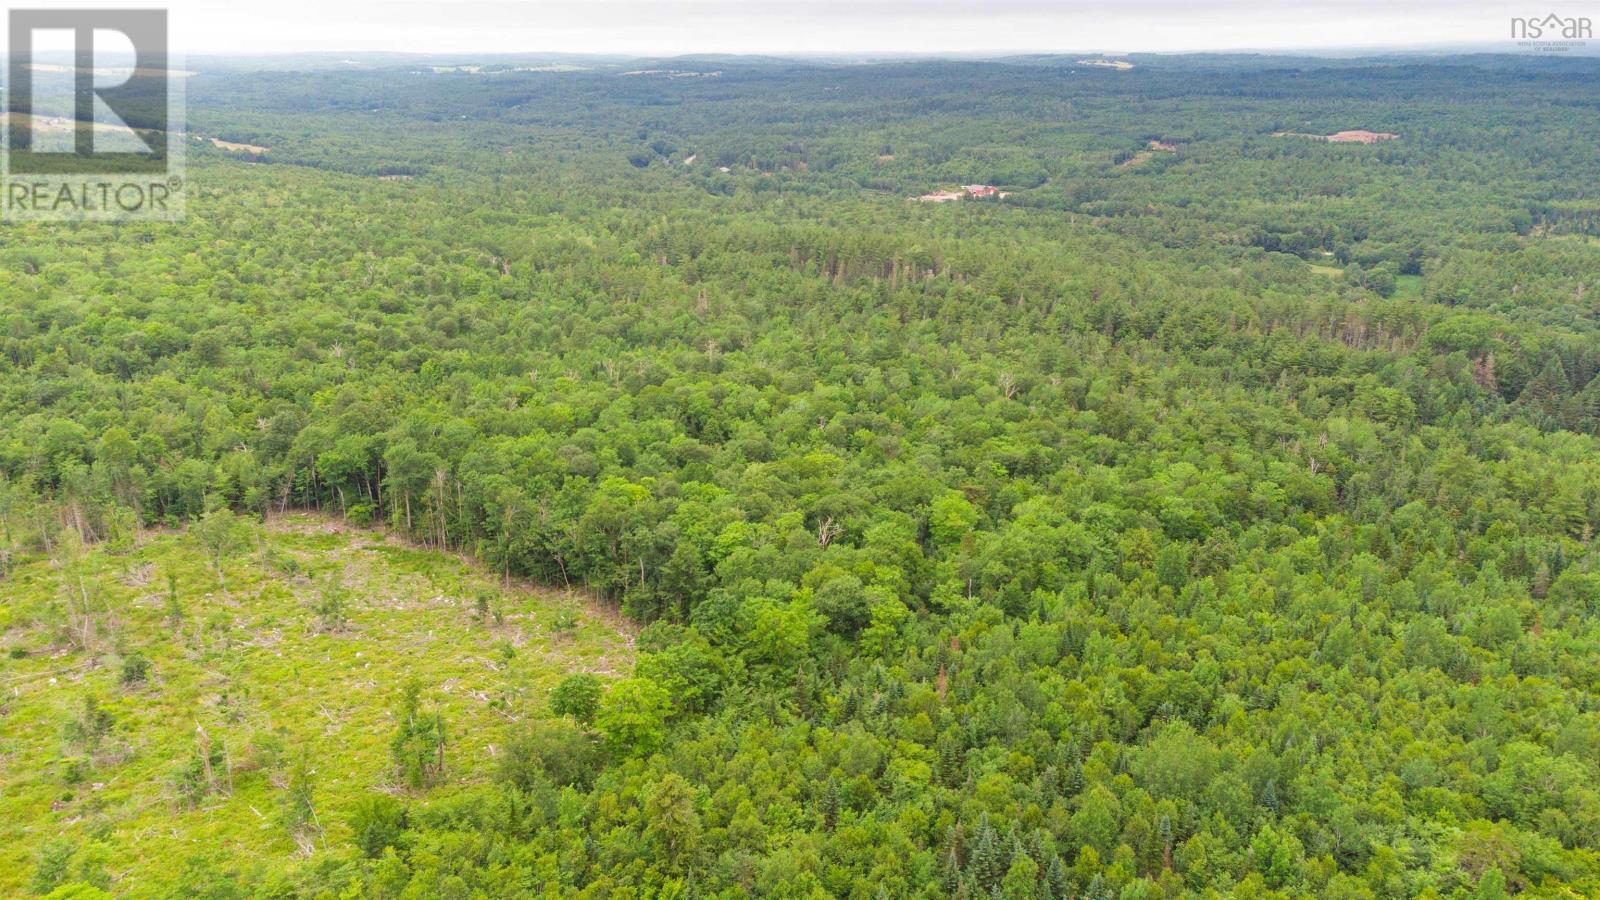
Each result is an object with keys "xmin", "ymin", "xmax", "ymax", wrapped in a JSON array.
[
  {"xmin": 1392, "ymin": 273, "xmax": 1424, "ymax": 298},
  {"xmin": 1307, "ymin": 263, "xmax": 1343, "ymax": 277},
  {"xmin": 0, "ymin": 513, "xmax": 633, "ymax": 897}
]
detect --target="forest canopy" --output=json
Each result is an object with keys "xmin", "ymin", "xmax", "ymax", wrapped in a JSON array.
[{"xmin": 3, "ymin": 52, "xmax": 1600, "ymax": 898}]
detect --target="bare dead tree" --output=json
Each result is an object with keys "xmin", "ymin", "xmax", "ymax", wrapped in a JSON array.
[{"xmin": 817, "ymin": 516, "xmax": 843, "ymax": 548}]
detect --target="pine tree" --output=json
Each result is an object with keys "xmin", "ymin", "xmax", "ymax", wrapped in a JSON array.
[
  {"xmin": 971, "ymin": 815, "xmax": 1004, "ymax": 891},
  {"xmin": 819, "ymin": 776, "xmax": 840, "ymax": 830},
  {"xmin": 1574, "ymin": 373, "xmax": 1600, "ymax": 429},
  {"xmin": 793, "ymin": 664, "xmax": 812, "ymax": 719},
  {"xmin": 1037, "ymin": 765, "xmax": 1059, "ymax": 798},
  {"xmin": 1046, "ymin": 856, "xmax": 1071, "ymax": 900},
  {"xmin": 938, "ymin": 732, "xmax": 964, "ymax": 787},
  {"xmin": 1066, "ymin": 760, "xmax": 1085, "ymax": 796},
  {"xmin": 942, "ymin": 844, "xmax": 964, "ymax": 895},
  {"xmin": 282, "ymin": 749, "xmax": 317, "ymax": 834},
  {"xmin": 1026, "ymin": 828, "xmax": 1050, "ymax": 873},
  {"xmin": 1004, "ymin": 821, "xmax": 1024, "ymax": 866},
  {"xmin": 944, "ymin": 822, "xmax": 967, "ymax": 865},
  {"xmin": 1518, "ymin": 354, "xmax": 1570, "ymax": 423},
  {"xmin": 65, "ymin": 694, "xmax": 115, "ymax": 754},
  {"xmin": 164, "ymin": 570, "xmax": 185, "ymax": 626}
]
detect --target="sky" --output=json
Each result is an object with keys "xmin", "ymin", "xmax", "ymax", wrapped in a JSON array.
[{"xmin": 14, "ymin": 0, "xmax": 1599, "ymax": 56}]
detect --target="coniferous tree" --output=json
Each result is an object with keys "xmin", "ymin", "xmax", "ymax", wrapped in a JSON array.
[{"xmin": 971, "ymin": 816, "xmax": 1004, "ymax": 892}]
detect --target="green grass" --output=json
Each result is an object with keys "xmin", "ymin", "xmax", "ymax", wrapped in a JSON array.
[
  {"xmin": 1307, "ymin": 263, "xmax": 1343, "ymax": 277},
  {"xmin": 0, "ymin": 513, "xmax": 633, "ymax": 897},
  {"xmin": 1392, "ymin": 273, "xmax": 1424, "ymax": 298}
]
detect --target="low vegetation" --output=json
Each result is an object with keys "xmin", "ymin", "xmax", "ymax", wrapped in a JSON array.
[{"xmin": 0, "ymin": 514, "xmax": 632, "ymax": 896}]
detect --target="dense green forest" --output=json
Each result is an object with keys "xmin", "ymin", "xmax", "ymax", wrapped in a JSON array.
[{"xmin": 4, "ymin": 53, "xmax": 1600, "ymax": 898}]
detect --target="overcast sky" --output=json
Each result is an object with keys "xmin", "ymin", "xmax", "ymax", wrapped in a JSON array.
[{"xmin": 21, "ymin": 0, "xmax": 1598, "ymax": 55}]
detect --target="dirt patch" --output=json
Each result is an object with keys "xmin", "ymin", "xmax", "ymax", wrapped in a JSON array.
[
  {"xmin": 24, "ymin": 63, "xmax": 196, "ymax": 77},
  {"xmin": 1119, "ymin": 140, "xmax": 1178, "ymax": 168},
  {"xmin": 1327, "ymin": 130, "xmax": 1398, "ymax": 143},
  {"xmin": 211, "ymin": 137, "xmax": 269, "ymax": 154},
  {"xmin": 1273, "ymin": 129, "xmax": 1398, "ymax": 144},
  {"xmin": 1077, "ymin": 58, "xmax": 1134, "ymax": 70},
  {"xmin": 915, "ymin": 185, "xmax": 1010, "ymax": 202},
  {"xmin": 1, "ymin": 112, "xmax": 142, "ymax": 139},
  {"xmin": 620, "ymin": 69, "xmax": 721, "ymax": 78}
]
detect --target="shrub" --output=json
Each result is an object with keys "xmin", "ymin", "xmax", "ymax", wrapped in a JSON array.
[
  {"xmin": 349, "ymin": 794, "xmax": 408, "ymax": 858},
  {"xmin": 549, "ymin": 673, "xmax": 602, "ymax": 724},
  {"xmin": 498, "ymin": 719, "xmax": 601, "ymax": 790}
]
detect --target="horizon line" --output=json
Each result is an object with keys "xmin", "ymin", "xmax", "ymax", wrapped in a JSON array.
[{"xmin": 159, "ymin": 41, "xmax": 1591, "ymax": 60}]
